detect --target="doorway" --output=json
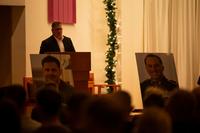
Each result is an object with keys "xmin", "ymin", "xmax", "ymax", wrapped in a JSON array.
[{"xmin": 0, "ymin": 5, "xmax": 25, "ymax": 86}]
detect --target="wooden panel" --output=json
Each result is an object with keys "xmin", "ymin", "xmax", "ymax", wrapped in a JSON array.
[{"xmin": 67, "ymin": 52, "xmax": 91, "ymax": 71}]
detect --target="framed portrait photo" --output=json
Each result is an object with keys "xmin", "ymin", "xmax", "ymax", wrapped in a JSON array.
[
  {"xmin": 135, "ymin": 53, "xmax": 179, "ymax": 106},
  {"xmin": 30, "ymin": 54, "xmax": 74, "ymax": 90}
]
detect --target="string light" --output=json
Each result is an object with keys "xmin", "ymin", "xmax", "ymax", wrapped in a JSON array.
[{"xmin": 103, "ymin": 0, "xmax": 119, "ymax": 93}]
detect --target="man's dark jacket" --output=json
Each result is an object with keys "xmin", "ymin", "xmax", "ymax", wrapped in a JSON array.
[{"xmin": 39, "ymin": 35, "xmax": 75, "ymax": 54}]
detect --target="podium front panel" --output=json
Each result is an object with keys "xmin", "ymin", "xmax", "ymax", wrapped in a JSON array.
[{"xmin": 73, "ymin": 81, "xmax": 89, "ymax": 92}]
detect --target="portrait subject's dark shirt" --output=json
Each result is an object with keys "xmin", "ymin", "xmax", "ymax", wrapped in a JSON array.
[
  {"xmin": 59, "ymin": 79, "xmax": 74, "ymax": 104},
  {"xmin": 140, "ymin": 76, "xmax": 179, "ymax": 99}
]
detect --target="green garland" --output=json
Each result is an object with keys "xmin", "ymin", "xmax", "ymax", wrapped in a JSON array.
[{"xmin": 103, "ymin": 0, "xmax": 119, "ymax": 93}]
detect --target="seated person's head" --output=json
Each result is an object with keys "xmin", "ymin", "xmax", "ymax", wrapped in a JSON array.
[
  {"xmin": 143, "ymin": 87, "xmax": 165, "ymax": 108},
  {"xmin": 165, "ymin": 89, "xmax": 196, "ymax": 122},
  {"xmin": 1, "ymin": 84, "xmax": 26, "ymax": 110},
  {"xmin": 135, "ymin": 107, "xmax": 172, "ymax": 133},
  {"xmin": 84, "ymin": 95, "xmax": 124, "ymax": 133},
  {"xmin": 0, "ymin": 98, "xmax": 21, "ymax": 133},
  {"xmin": 112, "ymin": 90, "xmax": 133, "ymax": 115},
  {"xmin": 32, "ymin": 88, "xmax": 62, "ymax": 122}
]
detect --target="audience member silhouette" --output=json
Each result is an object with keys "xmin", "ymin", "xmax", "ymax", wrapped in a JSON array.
[
  {"xmin": 0, "ymin": 84, "xmax": 41, "ymax": 133},
  {"xmin": 83, "ymin": 95, "xmax": 124, "ymax": 133},
  {"xmin": 61, "ymin": 91, "xmax": 91, "ymax": 133},
  {"xmin": 31, "ymin": 88, "xmax": 71, "ymax": 132},
  {"xmin": 111, "ymin": 90, "xmax": 136, "ymax": 133},
  {"xmin": 133, "ymin": 107, "xmax": 172, "ymax": 133},
  {"xmin": 191, "ymin": 87, "xmax": 200, "ymax": 131},
  {"xmin": 165, "ymin": 89, "xmax": 197, "ymax": 133},
  {"xmin": 143, "ymin": 87, "xmax": 166, "ymax": 108},
  {"xmin": 0, "ymin": 98, "xmax": 21, "ymax": 133}
]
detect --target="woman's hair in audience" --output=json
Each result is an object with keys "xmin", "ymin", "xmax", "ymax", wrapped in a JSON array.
[
  {"xmin": 165, "ymin": 89, "xmax": 196, "ymax": 122},
  {"xmin": 3, "ymin": 84, "xmax": 26, "ymax": 109},
  {"xmin": 134, "ymin": 107, "xmax": 172, "ymax": 133},
  {"xmin": 84, "ymin": 95, "xmax": 124, "ymax": 133},
  {"xmin": 143, "ymin": 87, "xmax": 165, "ymax": 108},
  {"xmin": 36, "ymin": 88, "xmax": 62, "ymax": 116}
]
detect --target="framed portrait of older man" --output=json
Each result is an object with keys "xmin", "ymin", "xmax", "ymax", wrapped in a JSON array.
[{"xmin": 135, "ymin": 53, "xmax": 179, "ymax": 106}]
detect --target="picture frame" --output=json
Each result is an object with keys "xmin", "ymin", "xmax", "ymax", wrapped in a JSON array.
[{"xmin": 30, "ymin": 54, "xmax": 74, "ymax": 90}]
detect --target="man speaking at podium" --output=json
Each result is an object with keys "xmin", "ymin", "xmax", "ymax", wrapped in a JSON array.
[{"xmin": 39, "ymin": 21, "xmax": 76, "ymax": 54}]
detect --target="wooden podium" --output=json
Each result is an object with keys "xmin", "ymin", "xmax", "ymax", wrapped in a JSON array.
[
  {"xmin": 66, "ymin": 52, "xmax": 91, "ymax": 92},
  {"xmin": 57, "ymin": 52, "xmax": 91, "ymax": 92}
]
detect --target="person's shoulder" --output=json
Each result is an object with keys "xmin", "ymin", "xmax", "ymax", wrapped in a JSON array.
[
  {"xmin": 59, "ymin": 80, "xmax": 74, "ymax": 90},
  {"xmin": 42, "ymin": 35, "xmax": 55, "ymax": 43},
  {"xmin": 168, "ymin": 80, "xmax": 178, "ymax": 86},
  {"xmin": 140, "ymin": 79, "xmax": 152, "ymax": 91},
  {"xmin": 163, "ymin": 77, "xmax": 179, "ymax": 89},
  {"xmin": 162, "ymin": 76, "xmax": 176, "ymax": 83},
  {"xmin": 63, "ymin": 36, "xmax": 71, "ymax": 39},
  {"xmin": 141, "ymin": 79, "xmax": 151, "ymax": 85},
  {"xmin": 63, "ymin": 36, "xmax": 73, "ymax": 42}
]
